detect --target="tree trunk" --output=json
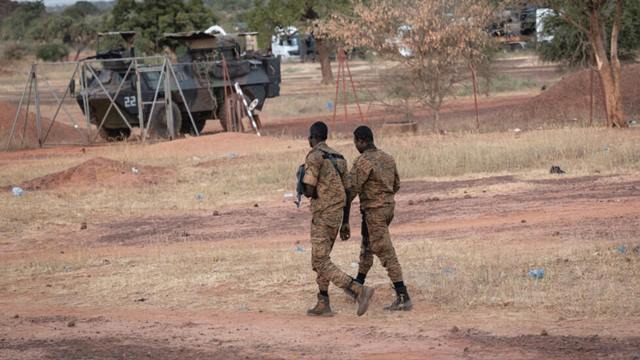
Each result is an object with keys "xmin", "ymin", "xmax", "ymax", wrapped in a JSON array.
[
  {"xmin": 316, "ymin": 38, "xmax": 334, "ymax": 85},
  {"xmin": 588, "ymin": 4, "xmax": 627, "ymax": 128},
  {"xmin": 432, "ymin": 109, "xmax": 440, "ymax": 132}
]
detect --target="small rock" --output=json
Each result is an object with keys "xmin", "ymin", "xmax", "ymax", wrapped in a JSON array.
[
  {"xmin": 80, "ymin": 221, "xmax": 87, "ymax": 230},
  {"xmin": 541, "ymin": 329, "xmax": 548, "ymax": 336},
  {"xmin": 46, "ymin": 284, "xmax": 52, "ymax": 287},
  {"xmin": 552, "ymin": 231, "xmax": 561, "ymax": 237},
  {"xmin": 253, "ymin": 203, "xmax": 259, "ymax": 208},
  {"xmin": 450, "ymin": 326, "xmax": 459, "ymax": 333},
  {"xmin": 464, "ymin": 194, "xmax": 472, "ymax": 199},
  {"xmin": 427, "ymin": 197, "xmax": 440, "ymax": 202},
  {"xmin": 181, "ymin": 231, "xmax": 190, "ymax": 237},
  {"xmin": 13, "ymin": 314, "xmax": 19, "ymax": 319},
  {"xmin": 521, "ymin": 219, "xmax": 527, "ymax": 224},
  {"xmin": 408, "ymin": 200, "xmax": 415, "ymax": 206},
  {"xmin": 135, "ymin": 297, "xmax": 147, "ymax": 302},
  {"xmin": 212, "ymin": 210, "xmax": 220, "ymax": 216},
  {"xmin": 550, "ymin": 165, "xmax": 565, "ymax": 174},
  {"xmin": 60, "ymin": 251, "xmax": 65, "ymax": 254},
  {"xmin": 463, "ymin": 347, "xmax": 470, "ymax": 353},
  {"xmin": 102, "ymin": 259, "xmax": 111, "ymax": 265},
  {"xmin": 67, "ymin": 320, "xmax": 76, "ymax": 328}
]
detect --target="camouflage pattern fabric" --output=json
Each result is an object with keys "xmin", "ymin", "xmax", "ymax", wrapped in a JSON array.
[
  {"xmin": 349, "ymin": 147, "xmax": 404, "ymax": 282},
  {"xmin": 358, "ymin": 206, "xmax": 403, "ymax": 282},
  {"xmin": 349, "ymin": 148, "xmax": 400, "ymax": 211},
  {"xmin": 303, "ymin": 142, "xmax": 352, "ymax": 291}
]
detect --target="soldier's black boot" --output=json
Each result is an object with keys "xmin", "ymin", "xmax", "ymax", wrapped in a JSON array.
[
  {"xmin": 307, "ymin": 293, "xmax": 333, "ymax": 317},
  {"xmin": 384, "ymin": 283, "xmax": 413, "ymax": 311},
  {"xmin": 348, "ymin": 280, "xmax": 375, "ymax": 316}
]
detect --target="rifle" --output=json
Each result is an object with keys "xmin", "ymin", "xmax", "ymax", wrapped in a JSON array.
[{"xmin": 295, "ymin": 164, "xmax": 305, "ymax": 208}]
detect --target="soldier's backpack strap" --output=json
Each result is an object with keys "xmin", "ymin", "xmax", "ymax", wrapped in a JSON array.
[{"xmin": 318, "ymin": 149, "xmax": 345, "ymax": 177}]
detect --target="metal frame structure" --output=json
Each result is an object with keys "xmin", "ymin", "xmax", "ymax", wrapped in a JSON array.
[{"xmin": 5, "ymin": 56, "xmax": 201, "ymax": 150}]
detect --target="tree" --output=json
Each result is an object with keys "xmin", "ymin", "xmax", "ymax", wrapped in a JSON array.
[
  {"xmin": 322, "ymin": 0, "xmax": 495, "ymax": 129},
  {"xmin": 0, "ymin": 0, "xmax": 45, "ymax": 41},
  {"xmin": 537, "ymin": 0, "xmax": 635, "ymax": 128},
  {"xmin": 106, "ymin": 0, "xmax": 216, "ymax": 53},
  {"xmin": 247, "ymin": 0, "xmax": 351, "ymax": 85}
]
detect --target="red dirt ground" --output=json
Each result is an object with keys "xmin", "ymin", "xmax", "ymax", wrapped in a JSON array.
[
  {"xmin": 0, "ymin": 100, "xmax": 85, "ymax": 148},
  {"xmin": 8, "ymin": 157, "xmax": 173, "ymax": 191},
  {"xmin": 1, "ymin": 172, "xmax": 639, "ymax": 359}
]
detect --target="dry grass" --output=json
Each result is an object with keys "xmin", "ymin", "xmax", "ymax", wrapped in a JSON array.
[
  {"xmin": 2, "ymin": 231, "xmax": 638, "ymax": 317},
  {"xmin": 2, "ymin": 127, "xmax": 640, "ymax": 236}
]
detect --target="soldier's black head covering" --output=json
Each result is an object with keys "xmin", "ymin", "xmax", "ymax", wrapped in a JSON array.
[
  {"xmin": 309, "ymin": 121, "xmax": 328, "ymax": 141},
  {"xmin": 354, "ymin": 125, "xmax": 374, "ymax": 143}
]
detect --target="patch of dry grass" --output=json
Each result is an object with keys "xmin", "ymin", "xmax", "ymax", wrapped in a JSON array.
[
  {"xmin": 2, "ymin": 128, "xmax": 639, "ymax": 236},
  {"xmin": 2, "ymin": 232, "xmax": 638, "ymax": 317}
]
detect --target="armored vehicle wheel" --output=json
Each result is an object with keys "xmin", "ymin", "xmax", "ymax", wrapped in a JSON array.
[
  {"xmin": 98, "ymin": 127, "xmax": 131, "ymax": 142},
  {"xmin": 148, "ymin": 102, "xmax": 183, "ymax": 140},
  {"xmin": 182, "ymin": 112, "xmax": 208, "ymax": 136}
]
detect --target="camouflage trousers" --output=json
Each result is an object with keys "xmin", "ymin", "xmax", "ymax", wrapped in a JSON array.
[
  {"xmin": 310, "ymin": 210, "xmax": 353, "ymax": 292},
  {"xmin": 358, "ymin": 206, "xmax": 404, "ymax": 283}
]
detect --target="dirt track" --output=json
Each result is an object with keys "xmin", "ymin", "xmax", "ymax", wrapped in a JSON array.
[{"xmin": 2, "ymin": 172, "xmax": 639, "ymax": 359}]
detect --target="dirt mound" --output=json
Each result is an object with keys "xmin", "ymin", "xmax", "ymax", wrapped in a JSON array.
[
  {"xmin": 503, "ymin": 64, "xmax": 640, "ymax": 127},
  {"xmin": 17, "ymin": 157, "xmax": 173, "ymax": 191},
  {"xmin": 0, "ymin": 101, "xmax": 85, "ymax": 149}
]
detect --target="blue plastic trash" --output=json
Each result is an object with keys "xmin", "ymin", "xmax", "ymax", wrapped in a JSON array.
[{"xmin": 528, "ymin": 268, "xmax": 545, "ymax": 279}]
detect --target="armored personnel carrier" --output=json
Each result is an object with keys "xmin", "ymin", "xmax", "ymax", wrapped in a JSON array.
[{"xmin": 77, "ymin": 31, "xmax": 280, "ymax": 140}]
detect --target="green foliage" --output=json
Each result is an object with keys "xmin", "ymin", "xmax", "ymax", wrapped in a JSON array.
[
  {"xmin": 35, "ymin": 43, "xmax": 69, "ymax": 62},
  {"xmin": 537, "ymin": 1, "xmax": 640, "ymax": 67},
  {"xmin": 1, "ymin": 41, "xmax": 30, "ymax": 60},
  {"xmin": 62, "ymin": 1, "xmax": 101, "ymax": 18},
  {"xmin": 0, "ymin": 0, "xmax": 45, "ymax": 40},
  {"xmin": 106, "ymin": 0, "xmax": 216, "ymax": 53},
  {"xmin": 247, "ymin": 0, "xmax": 350, "ymax": 49}
]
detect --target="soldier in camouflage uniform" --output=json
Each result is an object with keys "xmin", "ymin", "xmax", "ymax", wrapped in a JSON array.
[
  {"xmin": 301, "ymin": 121, "xmax": 375, "ymax": 317},
  {"xmin": 341, "ymin": 125, "xmax": 412, "ymax": 311}
]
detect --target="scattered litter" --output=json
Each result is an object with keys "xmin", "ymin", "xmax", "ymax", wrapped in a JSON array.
[
  {"xmin": 351, "ymin": 262, "xmax": 359, "ymax": 269},
  {"xmin": 513, "ymin": 128, "xmax": 522, "ymax": 133},
  {"xmin": 192, "ymin": 156, "xmax": 201, "ymax": 162},
  {"xmin": 616, "ymin": 245, "xmax": 627, "ymax": 254},
  {"xmin": 131, "ymin": 167, "xmax": 139, "ymax": 174},
  {"xmin": 294, "ymin": 245, "xmax": 305, "ymax": 253},
  {"xmin": 195, "ymin": 193, "xmax": 204, "ymax": 201},
  {"xmin": 225, "ymin": 152, "xmax": 238, "ymax": 159},
  {"xmin": 63, "ymin": 265, "xmax": 72, "ymax": 272},
  {"xmin": 442, "ymin": 267, "xmax": 455, "ymax": 276},
  {"xmin": 283, "ymin": 192, "xmax": 295, "ymax": 201},
  {"xmin": 11, "ymin": 187, "xmax": 24, "ymax": 197},
  {"xmin": 326, "ymin": 101, "xmax": 334, "ymax": 111},
  {"xmin": 550, "ymin": 166, "xmax": 565, "ymax": 174},
  {"xmin": 528, "ymin": 268, "xmax": 545, "ymax": 279},
  {"xmin": 603, "ymin": 144, "xmax": 610, "ymax": 153},
  {"xmin": 73, "ymin": 124, "xmax": 79, "ymax": 129}
]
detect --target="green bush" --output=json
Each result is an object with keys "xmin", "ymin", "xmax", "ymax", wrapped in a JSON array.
[
  {"xmin": 35, "ymin": 43, "xmax": 68, "ymax": 62},
  {"xmin": 1, "ymin": 42, "xmax": 30, "ymax": 60}
]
